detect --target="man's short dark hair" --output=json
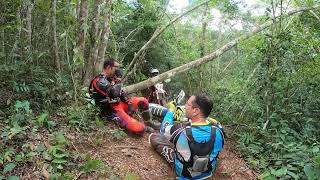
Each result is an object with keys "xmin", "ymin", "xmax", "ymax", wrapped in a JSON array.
[
  {"xmin": 192, "ymin": 94, "xmax": 213, "ymax": 118},
  {"xmin": 103, "ymin": 58, "xmax": 118, "ymax": 69}
]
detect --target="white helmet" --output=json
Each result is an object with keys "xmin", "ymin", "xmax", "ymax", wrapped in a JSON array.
[{"xmin": 150, "ymin": 68, "xmax": 159, "ymax": 74}]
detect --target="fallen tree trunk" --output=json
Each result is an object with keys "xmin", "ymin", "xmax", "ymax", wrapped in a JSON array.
[{"xmin": 123, "ymin": 5, "xmax": 319, "ymax": 94}]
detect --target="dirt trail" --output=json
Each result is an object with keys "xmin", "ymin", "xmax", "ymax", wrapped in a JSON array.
[{"xmin": 75, "ymin": 124, "xmax": 257, "ymax": 180}]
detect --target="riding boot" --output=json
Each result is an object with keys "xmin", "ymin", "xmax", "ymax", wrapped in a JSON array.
[{"xmin": 142, "ymin": 110, "xmax": 161, "ymax": 130}]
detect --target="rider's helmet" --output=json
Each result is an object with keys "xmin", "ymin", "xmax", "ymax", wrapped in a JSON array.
[{"xmin": 150, "ymin": 68, "xmax": 159, "ymax": 76}]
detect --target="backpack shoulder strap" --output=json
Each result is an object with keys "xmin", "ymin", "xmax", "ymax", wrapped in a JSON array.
[
  {"xmin": 185, "ymin": 126, "xmax": 194, "ymax": 143},
  {"xmin": 208, "ymin": 126, "xmax": 216, "ymax": 152},
  {"xmin": 186, "ymin": 125, "xmax": 216, "ymax": 155},
  {"xmin": 209, "ymin": 123, "xmax": 225, "ymax": 147}
]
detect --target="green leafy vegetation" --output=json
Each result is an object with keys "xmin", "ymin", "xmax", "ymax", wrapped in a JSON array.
[{"xmin": 208, "ymin": 5, "xmax": 320, "ymax": 179}]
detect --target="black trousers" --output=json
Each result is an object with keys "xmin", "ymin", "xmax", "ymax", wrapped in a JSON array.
[{"xmin": 149, "ymin": 133, "xmax": 175, "ymax": 168}]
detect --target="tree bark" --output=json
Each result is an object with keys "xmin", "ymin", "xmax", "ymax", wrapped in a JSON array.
[
  {"xmin": 20, "ymin": 0, "xmax": 33, "ymax": 59},
  {"xmin": 77, "ymin": 0, "xmax": 88, "ymax": 56},
  {"xmin": 11, "ymin": 5, "xmax": 22, "ymax": 62},
  {"xmin": 84, "ymin": 0, "xmax": 102, "ymax": 83},
  {"xmin": 52, "ymin": 0, "xmax": 61, "ymax": 73},
  {"xmin": 26, "ymin": 0, "xmax": 33, "ymax": 53},
  {"xmin": 198, "ymin": 2, "xmax": 209, "ymax": 92},
  {"xmin": 65, "ymin": 30, "xmax": 78, "ymax": 104},
  {"xmin": 96, "ymin": 0, "xmax": 112, "ymax": 74},
  {"xmin": 1, "ymin": 29, "xmax": 4, "ymax": 57},
  {"xmin": 122, "ymin": 0, "xmax": 211, "ymax": 82},
  {"xmin": 76, "ymin": 0, "xmax": 88, "ymax": 81},
  {"xmin": 123, "ymin": 6, "xmax": 319, "ymax": 94},
  {"xmin": 200, "ymin": 2, "xmax": 208, "ymax": 57},
  {"xmin": 76, "ymin": 0, "xmax": 80, "ymax": 21}
]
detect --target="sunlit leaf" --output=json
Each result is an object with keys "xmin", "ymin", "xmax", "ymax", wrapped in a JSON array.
[
  {"xmin": 7, "ymin": 176, "xmax": 20, "ymax": 180},
  {"xmin": 3, "ymin": 162, "xmax": 16, "ymax": 173}
]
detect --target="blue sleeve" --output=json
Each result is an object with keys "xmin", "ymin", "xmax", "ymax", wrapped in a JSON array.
[
  {"xmin": 210, "ymin": 127, "xmax": 224, "ymax": 170},
  {"xmin": 160, "ymin": 111, "xmax": 174, "ymax": 134}
]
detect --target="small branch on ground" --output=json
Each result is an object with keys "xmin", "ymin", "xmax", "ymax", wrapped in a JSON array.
[
  {"xmin": 74, "ymin": 172, "xmax": 83, "ymax": 180},
  {"xmin": 70, "ymin": 141, "xmax": 80, "ymax": 153},
  {"xmin": 42, "ymin": 164, "xmax": 50, "ymax": 180},
  {"xmin": 113, "ymin": 145, "xmax": 143, "ymax": 150}
]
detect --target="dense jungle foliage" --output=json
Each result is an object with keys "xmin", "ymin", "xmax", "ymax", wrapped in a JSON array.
[{"xmin": 0, "ymin": 0, "xmax": 319, "ymax": 179}]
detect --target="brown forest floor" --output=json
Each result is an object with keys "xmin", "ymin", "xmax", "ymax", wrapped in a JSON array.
[
  {"xmin": 71, "ymin": 123, "xmax": 258, "ymax": 180},
  {"xmin": 2, "ymin": 90, "xmax": 257, "ymax": 180}
]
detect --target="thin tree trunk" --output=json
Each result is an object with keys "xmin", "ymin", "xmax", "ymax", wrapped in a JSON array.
[
  {"xmin": 200, "ymin": 2, "xmax": 208, "ymax": 57},
  {"xmin": 1, "ymin": 29, "xmax": 4, "ymax": 57},
  {"xmin": 95, "ymin": 0, "xmax": 112, "ymax": 74},
  {"xmin": 76, "ymin": 0, "xmax": 80, "ymax": 21},
  {"xmin": 198, "ymin": 2, "xmax": 209, "ymax": 92},
  {"xmin": 246, "ymin": 63, "xmax": 260, "ymax": 81},
  {"xmin": 263, "ymin": 0, "xmax": 283, "ymax": 130},
  {"xmin": 310, "ymin": 10, "xmax": 320, "ymax": 22},
  {"xmin": 209, "ymin": 64, "xmax": 213, "ymax": 84},
  {"xmin": 10, "ymin": 3, "xmax": 23, "ymax": 63},
  {"xmin": 123, "ymin": 6, "xmax": 319, "ymax": 94},
  {"xmin": 76, "ymin": 0, "xmax": 88, "ymax": 80},
  {"xmin": 91, "ymin": 30, "xmax": 102, "ymax": 74},
  {"xmin": 20, "ymin": 0, "xmax": 33, "ymax": 61},
  {"xmin": 66, "ymin": 30, "xmax": 78, "ymax": 104},
  {"xmin": 26, "ymin": 0, "xmax": 33, "ymax": 53},
  {"xmin": 187, "ymin": 73, "xmax": 192, "ymax": 94},
  {"xmin": 84, "ymin": 0, "xmax": 102, "ymax": 84},
  {"xmin": 122, "ymin": 0, "xmax": 211, "ymax": 81},
  {"xmin": 116, "ymin": 27, "xmax": 141, "ymax": 60},
  {"xmin": 91, "ymin": 0, "xmax": 102, "ymax": 56},
  {"xmin": 263, "ymin": 91, "xmax": 270, "ymax": 130},
  {"xmin": 77, "ymin": 0, "xmax": 88, "ymax": 55},
  {"xmin": 263, "ymin": 55, "xmax": 271, "ymax": 130},
  {"xmin": 52, "ymin": 0, "xmax": 61, "ymax": 73}
]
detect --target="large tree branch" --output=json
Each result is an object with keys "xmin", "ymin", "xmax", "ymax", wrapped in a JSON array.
[
  {"xmin": 122, "ymin": 0, "xmax": 211, "ymax": 82},
  {"xmin": 123, "ymin": 5, "xmax": 319, "ymax": 94}
]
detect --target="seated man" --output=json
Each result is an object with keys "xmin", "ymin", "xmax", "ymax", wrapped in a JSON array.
[
  {"xmin": 89, "ymin": 58, "xmax": 160, "ymax": 134},
  {"xmin": 149, "ymin": 94, "xmax": 224, "ymax": 179}
]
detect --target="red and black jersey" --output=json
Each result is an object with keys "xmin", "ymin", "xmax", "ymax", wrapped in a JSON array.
[
  {"xmin": 89, "ymin": 74, "xmax": 114, "ymax": 115},
  {"xmin": 89, "ymin": 74, "xmax": 121, "ymax": 97},
  {"xmin": 89, "ymin": 74, "xmax": 129, "ymax": 115}
]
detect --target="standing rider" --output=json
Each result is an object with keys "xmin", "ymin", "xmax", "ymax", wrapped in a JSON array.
[
  {"xmin": 89, "ymin": 58, "xmax": 160, "ymax": 134},
  {"xmin": 149, "ymin": 94, "xmax": 224, "ymax": 179},
  {"xmin": 147, "ymin": 68, "xmax": 167, "ymax": 106}
]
